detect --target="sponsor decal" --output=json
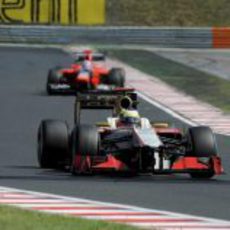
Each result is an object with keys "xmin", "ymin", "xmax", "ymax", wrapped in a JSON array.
[{"xmin": 0, "ymin": 0, "xmax": 105, "ymax": 24}]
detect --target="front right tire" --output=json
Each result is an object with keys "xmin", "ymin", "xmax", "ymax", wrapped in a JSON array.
[
  {"xmin": 107, "ymin": 68, "xmax": 125, "ymax": 87},
  {"xmin": 187, "ymin": 126, "xmax": 217, "ymax": 179}
]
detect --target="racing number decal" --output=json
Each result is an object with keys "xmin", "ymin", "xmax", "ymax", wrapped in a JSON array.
[
  {"xmin": 0, "ymin": 0, "xmax": 105, "ymax": 24},
  {"xmin": 0, "ymin": 0, "xmax": 77, "ymax": 24}
]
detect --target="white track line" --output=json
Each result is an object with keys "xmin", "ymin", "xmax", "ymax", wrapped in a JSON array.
[
  {"xmin": 0, "ymin": 186, "xmax": 230, "ymax": 230},
  {"xmin": 105, "ymin": 57, "xmax": 230, "ymax": 136},
  {"xmin": 2, "ymin": 43, "xmax": 229, "ymax": 135},
  {"xmin": 67, "ymin": 46, "xmax": 230, "ymax": 136},
  {"xmin": 138, "ymin": 91, "xmax": 196, "ymax": 126}
]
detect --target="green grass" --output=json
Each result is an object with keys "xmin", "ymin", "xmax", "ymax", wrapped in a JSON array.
[
  {"xmin": 105, "ymin": 49, "xmax": 230, "ymax": 113},
  {"xmin": 106, "ymin": 0, "xmax": 230, "ymax": 26},
  {"xmin": 0, "ymin": 205, "xmax": 138, "ymax": 230}
]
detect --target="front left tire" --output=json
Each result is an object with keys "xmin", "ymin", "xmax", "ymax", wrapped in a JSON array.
[
  {"xmin": 37, "ymin": 120, "xmax": 69, "ymax": 169},
  {"xmin": 46, "ymin": 66, "xmax": 63, "ymax": 95}
]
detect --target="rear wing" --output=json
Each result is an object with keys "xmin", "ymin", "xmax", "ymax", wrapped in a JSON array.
[
  {"xmin": 74, "ymin": 88, "xmax": 137, "ymax": 124},
  {"xmin": 73, "ymin": 52, "xmax": 106, "ymax": 62}
]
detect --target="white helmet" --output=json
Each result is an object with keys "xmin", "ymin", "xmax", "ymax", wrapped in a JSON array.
[{"xmin": 82, "ymin": 60, "xmax": 92, "ymax": 71}]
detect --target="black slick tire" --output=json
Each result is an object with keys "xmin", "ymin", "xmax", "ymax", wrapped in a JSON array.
[
  {"xmin": 71, "ymin": 124, "xmax": 99, "ymax": 175},
  {"xmin": 107, "ymin": 68, "xmax": 125, "ymax": 87},
  {"xmin": 46, "ymin": 66, "xmax": 62, "ymax": 95},
  {"xmin": 187, "ymin": 126, "xmax": 217, "ymax": 179},
  {"xmin": 37, "ymin": 120, "xmax": 69, "ymax": 169}
]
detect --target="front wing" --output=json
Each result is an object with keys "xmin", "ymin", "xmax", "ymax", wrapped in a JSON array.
[{"xmin": 72, "ymin": 153, "xmax": 223, "ymax": 176}]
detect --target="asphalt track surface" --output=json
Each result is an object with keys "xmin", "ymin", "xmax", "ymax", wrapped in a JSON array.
[{"xmin": 0, "ymin": 47, "xmax": 230, "ymax": 221}]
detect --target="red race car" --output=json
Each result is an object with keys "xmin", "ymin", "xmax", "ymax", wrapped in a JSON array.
[
  {"xmin": 46, "ymin": 50, "xmax": 125, "ymax": 95},
  {"xmin": 37, "ymin": 89, "xmax": 223, "ymax": 179}
]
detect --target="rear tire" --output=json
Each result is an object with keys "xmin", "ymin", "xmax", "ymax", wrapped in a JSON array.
[
  {"xmin": 46, "ymin": 66, "xmax": 62, "ymax": 95},
  {"xmin": 107, "ymin": 68, "xmax": 125, "ymax": 87},
  {"xmin": 37, "ymin": 120, "xmax": 69, "ymax": 169},
  {"xmin": 187, "ymin": 126, "xmax": 217, "ymax": 179},
  {"xmin": 71, "ymin": 125, "xmax": 100, "ymax": 175}
]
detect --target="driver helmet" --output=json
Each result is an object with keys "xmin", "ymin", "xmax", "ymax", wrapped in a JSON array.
[
  {"xmin": 82, "ymin": 60, "xmax": 92, "ymax": 71},
  {"xmin": 119, "ymin": 109, "xmax": 141, "ymax": 124}
]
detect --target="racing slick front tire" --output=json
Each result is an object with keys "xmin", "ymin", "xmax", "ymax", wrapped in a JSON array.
[
  {"xmin": 187, "ymin": 126, "xmax": 217, "ymax": 179},
  {"xmin": 46, "ymin": 66, "xmax": 62, "ymax": 95},
  {"xmin": 37, "ymin": 120, "xmax": 69, "ymax": 169},
  {"xmin": 71, "ymin": 124, "xmax": 100, "ymax": 175},
  {"xmin": 107, "ymin": 68, "xmax": 125, "ymax": 87}
]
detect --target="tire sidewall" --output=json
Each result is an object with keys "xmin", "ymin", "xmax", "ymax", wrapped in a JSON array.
[
  {"xmin": 108, "ymin": 68, "xmax": 125, "ymax": 87},
  {"xmin": 71, "ymin": 124, "xmax": 100, "ymax": 174},
  {"xmin": 37, "ymin": 120, "xmax": 69, "ymax": 168},
  {"xmin": 187, "ymin": 126, "xmax": 217, "ymax": 157}
]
